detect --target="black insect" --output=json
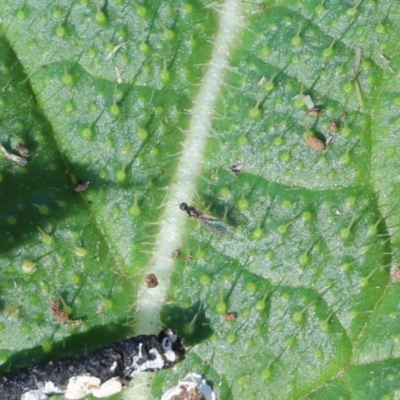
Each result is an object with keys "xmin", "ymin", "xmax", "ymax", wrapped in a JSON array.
[{"xmin": 179, "ymin": 202, "xmax": 233, "ymax": 236}]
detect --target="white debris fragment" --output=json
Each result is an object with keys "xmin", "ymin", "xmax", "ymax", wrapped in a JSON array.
[
  {"xmin": 21, "ymin": 380, "xmax": 64, "ymax": 399},
  {"xmin": 21, "ymin": 390, "xmax": 48, "ymax": 400},
  {"xmin": 115, "ymin": 67, "xmax": 123, "ymax": 84},
  {"xmin": 42, "ymin": 381, "xmax": 64, "ymax": 395},
  {"xmin": 105, "ymin": 42, "xmax": 127, "ymax": 60},
  {"xmin": 326, "ymin": 134, "xmax": 334, "ymax": 146},
  {"xmin": 293, "ymin": 93, "xmax": 315, "ymax": 109},
  {"xmin": 354, "ymin": 47, "xmax": 362, "ymax": 78},
  {"xmin": 65, "ymin": 376, "xmax": 102, "ymax": 400},
  {"xmin": 257, "ymin": 76, "xmax": 267, "ymax": 86},
  {"xmin": 109, "ymin": 361, "xmax": 118, "ymax": 374},
  {"xmin": 161, "ymin": 372, "xmax": 216, "ymax": 400},
  {"xmin": 92, "ymin": 378, "xmax": 122, "ymax": 398},
  {"xmin": 379, "ymin": 52, "xmax": 395, "ymax": 74},
  {"xmin": 129, "ymin": 346, "xmax": 165, "ymax": 375},
  {"xmin": 161, "ymin": 330, "xmax": 178, "ymax": 362},
  {"xmin": 1, "ymin": 144, "xmax": 28, "ymax": 165},
  {"xmin": 64, "ymin": 375, "xmax": 123, "ymax": 399}
]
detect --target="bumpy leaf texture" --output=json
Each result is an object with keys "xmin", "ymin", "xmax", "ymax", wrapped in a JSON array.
[{"xmin": 0, "ymin": 0, "xmax": 400, "ymax": 399}]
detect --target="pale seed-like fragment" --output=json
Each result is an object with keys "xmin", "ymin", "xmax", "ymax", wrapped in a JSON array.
[{"xmin": 306, "ymin": 136, "xmax": 326, "ymax": 151}]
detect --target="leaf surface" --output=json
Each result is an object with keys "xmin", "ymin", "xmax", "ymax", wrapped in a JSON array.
[{"xmin": 0, "ymin": 1, "xmax": 400, "ymax": 399}]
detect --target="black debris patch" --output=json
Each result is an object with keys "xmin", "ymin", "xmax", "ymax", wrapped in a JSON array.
[{"xmin": 0, "ymin": 329, "xmax": 185, "ymax": 400}]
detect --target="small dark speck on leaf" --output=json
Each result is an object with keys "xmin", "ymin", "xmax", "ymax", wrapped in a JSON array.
[
  {"xmin": 146, "ymin": 273, "xmax": 159, "ymax": 288},
  {"xmin": 224, "ymin": 312, "xmax": 238, "ymax": 321}
]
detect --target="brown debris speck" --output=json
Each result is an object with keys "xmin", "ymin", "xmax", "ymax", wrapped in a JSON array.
[
  {"xmin": 330, "ymin": 122, "xmax": 338, "ymax": 132},
  {"xmin": 172, "ymin": 249, "xmax": 181, "ymax": 259},
  {"xmin": 50, "ymin": 300, "xmax": 82, "ymax": 327},
  {"xmin": 306, "ymin": 136, "xmax": 326, "ymax": 151},
  {"xmin": 306, "ymin": 107, "xmax": 323, "ymax": 116},
  {"xmin": 224, "ymin": 312, "xmax": 238, "ymax": 321},
  {"xmin": 393, "ymin": 268, "xmax": 400, "ymax": 281},
  {"xmin": 170, "ymin": 385, "xmax": 205, "ymax": 400},
  {"xmin": 51, "ymin": 300, "xmax": 69, "ymax": 324},
  {"xmin": 146, "ymin": 273, "xmax": 159, "ymax": 288}
]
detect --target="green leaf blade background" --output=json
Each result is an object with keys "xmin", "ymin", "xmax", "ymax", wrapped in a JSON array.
[
  {"xmin": 1, "ymin": 1, "xmax": 400, "ymax": 399},
  {"xmin": 0, "ymin": 0, "xmax": 216, "ymax": 374},
  {"xmin": 0, "ymin": 36, "xmax": 135, "ymax": 357}
]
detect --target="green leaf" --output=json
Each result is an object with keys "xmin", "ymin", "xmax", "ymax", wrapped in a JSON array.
[{"xmin": 1, "ymin": 0, "xmax": 400, "ymax": 399}]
